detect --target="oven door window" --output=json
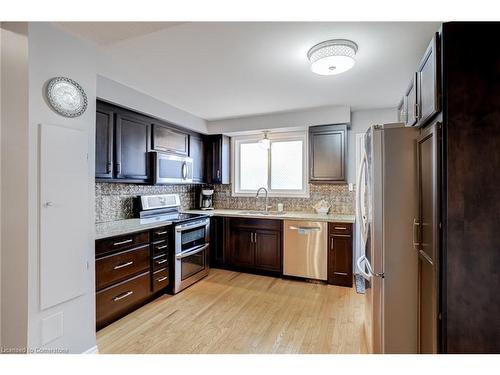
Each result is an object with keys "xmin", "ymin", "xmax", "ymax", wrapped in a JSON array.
[
  {"xmin": 181, "ymin": 249, "xmax": 206, "ymax": 281},
  {"xmin": 181, "ymin": 226, "xmax": 206, "ymax": 251}
]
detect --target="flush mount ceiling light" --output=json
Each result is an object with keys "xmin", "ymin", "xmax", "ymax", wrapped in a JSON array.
[
  {"xmin": 307, "ymin": 39, "xmax": 358, "ymax": 76},
  {"xmin": 258, "ymin": 131, "xmax": 271, "ymax": 150}
]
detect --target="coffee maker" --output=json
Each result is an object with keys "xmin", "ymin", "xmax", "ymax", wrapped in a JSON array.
[{"xmin": 199, "ymin": 189, "xmax": 214, "ymax": 210}]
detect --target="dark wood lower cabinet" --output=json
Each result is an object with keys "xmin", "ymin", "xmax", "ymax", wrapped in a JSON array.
[
  {"xmin": 227, "ymin": 218, "xmax": 282, "ymax": 274},
  {"xmin": 327, "ymin": 223, "xmax": 353, "ymax": 287},
  {"xmin": 95, "ymin": 227, "xmax": 171, "ymax": 330}
]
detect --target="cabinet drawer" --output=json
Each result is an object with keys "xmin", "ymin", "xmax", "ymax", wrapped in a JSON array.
[
  {"xmin": 152, "ymin": 268, "xmax": 169, "ymax": 293},
  {"xmin": 152, "ymin": 253, "xmax": 169, "ymax": 271},
  {"xmin": 96, "ymin": 271, "xmax": 150, "ymax": 329},
  {"xmin": 230, "ymin": 217, "xmax": 282, "ymax": 231},
  {"xmin": 152, "ymin": 239, "xmax": 169, "ymax": 256},
  {"xmin": 152, "ymin": 226, "xmax": 169, "ymax": 241},
  {"xmin": 96, "ymin": 244, "xmax": 150, "ymax": 291},
  {"xmin": 329, "ymin": 223, "xmax": 352, "ymax": 235},
  {"xmin": 96, "ymin": 231, "xmax": 150, "ymax": 256}
]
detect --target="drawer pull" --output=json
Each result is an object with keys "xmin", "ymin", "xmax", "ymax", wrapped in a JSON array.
[
  {"xmin": 113, "ymin": 239, "xmax": 132, "ymax": 246},
  {"xmin": 156, "ymin": 244, "xmax": 168, "ymax": 250},
  {"xmin": 156, "ymin": 231, "xmax": 168, "ymax": 235},
  {"xmin": 334, "ymin": 226, "xmax": 347, "ymax": 230},
  {"xmin": 113, "ymin": 261, "xmax": 134, "ymax": 270},
  {"xmin": 333, "ymin": 234, "xmax": 351, "ymax": 238},
  {"xmin": 334, "ymin": 272, "xmax": 348, "ymax": 276},
  {"xmin": 156, "ymin": 276, "xmax": 168, "ymax": 282},
  {"xmin": 156, "ymin": 259, "xmax": 168, "ymax": 265},
  {"xmin": 113, "ymin": 290, "xmax": 133, "ymax": 301}
]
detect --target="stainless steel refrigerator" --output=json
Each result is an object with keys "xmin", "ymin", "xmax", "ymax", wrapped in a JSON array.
[{"xmin": 356, "ymin": 123, "xmax": 420, "ymax": 353}]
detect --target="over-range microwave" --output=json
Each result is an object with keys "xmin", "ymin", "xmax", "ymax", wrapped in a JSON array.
[{"xmin": 150, "ymin": 151, "xmax": 193, "ymax": 184}]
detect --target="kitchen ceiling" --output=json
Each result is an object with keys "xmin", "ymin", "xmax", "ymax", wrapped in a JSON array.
[{"xmin": 58, "ymin": 22, "xmax": 440, "ymax": 120}]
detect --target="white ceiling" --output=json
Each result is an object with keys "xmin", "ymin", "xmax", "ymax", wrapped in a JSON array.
[{"xmin": 60, "ymin": 22, "xmax": 440, "ymax": 120}]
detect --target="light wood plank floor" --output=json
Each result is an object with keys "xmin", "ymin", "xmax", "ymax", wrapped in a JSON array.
[{"xmin": 97, "ymin": 268, "xmax": 367, "ymax": 354}]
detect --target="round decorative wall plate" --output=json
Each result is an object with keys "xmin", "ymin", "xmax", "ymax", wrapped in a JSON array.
[{"xmin": 46, "ymin": 77, "xmax": 88, "ymax": 118}]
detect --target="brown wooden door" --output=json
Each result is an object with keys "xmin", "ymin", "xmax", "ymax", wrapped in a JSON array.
[
  {"xmin": 95, "ymin": 105, "xmax": 114, "ymax": 179},
  {"xmin": 328, "ymin": 234, "xmax": 353, "ymax": 287},
  {"xmin": 152, "ymin": 123, "xmax": 189, "ymax": 155},
  {"xmin": 416, "ymin": 121, "xmax": 440, "ymax": 354},
  {"xmin": 309, "ymin": 124, "xmax": 347, "ymax": 183},
  {"xmin": 417, "ymin": 33, "xmax": 440, "ymax": 127},
  {"xmin": 115, "ymin": 112, "xmax": 151, "ymax": 182},
  {"xmin": 254, "ymin": 230, "xmax": 281, "ymax": 272},
  {"xmin": 230, "ymin": 228, "xmax": 255, "ymax": 268}
]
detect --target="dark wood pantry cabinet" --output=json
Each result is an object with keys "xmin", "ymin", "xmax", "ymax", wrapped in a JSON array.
[{"xmin": 309, "ymin": 124, "xmax": 347, "ymax": 183}]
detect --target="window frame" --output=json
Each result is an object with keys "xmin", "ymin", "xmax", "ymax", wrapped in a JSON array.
[{"xmin": 231, "ymin": 131, "xmax": 309, "ymax": 198}]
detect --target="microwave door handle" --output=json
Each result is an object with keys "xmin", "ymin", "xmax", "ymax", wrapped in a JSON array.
[
  {"xmin": 182, "ymin": 161, "xmax": 187, "ymax": 179},
  {"xmin": 176, "ymin": 243, "xmax": 209, "ymax": 259}
]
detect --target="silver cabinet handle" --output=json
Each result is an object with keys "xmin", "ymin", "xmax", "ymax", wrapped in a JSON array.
[
  {"xmin": 156, "ymin": 276, "xmax": 168, "ymax": 282},
  {"xmin": 156, "ymin": 244, "xmax": 168, "ymax": 250},
  {"xmin": 331, "ymin": 238, "xmax": 334, "ymax": 249},
  {"xmin": 156, "ymin": 231, "xmax": 168, "ymax": 235},
  {"xmin": 250, "ymin": 233, "xmax": 254, "ymax": 243},
  {"xmin": 43, "ymin": 201, "xmax": 53, "ymax": 208},
  {"xmin": 156, "ymin": 259, "xmax": 168, "ymax": 265},
  {"xmin": 254, "ymin": 232, "xmax": 257, "ymax": 242},
  {"xmin": 334, "ymin": 226, "xmax": 347, "ymax": 230},
  {"xmin": 116, "ymin": 163, "xmax": 121, "ymax": 174},
  {"xmin": 113, "ymin": 239, "xmax": 132, "ymax": 246},
  {"xmin": 217, "ymin": 170, "xmax": 221, "ymax": 179},
  {"xmin": 334, "ymin": 272, "xmax": 348, "ymax": 276},
  {"xmin": 333, "ymin": 234, "xmax": 351, "ymax": 238},
  {"xmin": 113, "ymin": 291, "xmax": 133, "ymax": 302},
  {"xmin": 113, "ymin": 261, "xmax": 133, "ymax": 270}
]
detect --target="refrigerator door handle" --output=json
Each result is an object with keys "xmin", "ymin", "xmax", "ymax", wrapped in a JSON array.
[
  {"xmin": 412, "ymin": 219, "xmax": 420, "ymax": 251},
  {"xmin": 356, "ymin": 150, "xmax": 369, "ymax": 245}
]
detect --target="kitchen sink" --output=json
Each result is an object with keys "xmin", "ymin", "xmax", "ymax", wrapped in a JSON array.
[{"xmin": 237, "ymin": 210, "xmax": 285, "ymax": 216}]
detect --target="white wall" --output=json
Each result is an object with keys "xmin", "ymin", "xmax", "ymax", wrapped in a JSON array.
[
  {"xmin": 347, "ymin": 108, "xmax": 399, "ymax": 183},
  {"xmin": 97, "ymin": 75, "xmax": 208, "ymax": 134},
  {"xmin": 26, "ymin": 22, "xmax": 97, "ymax": 353},
  {"xmin": 207, "ymin": 105, "xmax": 350, "ymax": 134},
  {"xmin": 1, "ymin": 22, "xmax": 30, "ymax": 352}
]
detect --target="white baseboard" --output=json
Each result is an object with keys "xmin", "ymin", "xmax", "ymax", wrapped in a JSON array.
[{"xmin": 83, "ymin": 345, "xmax": 99, "ymax": 354}]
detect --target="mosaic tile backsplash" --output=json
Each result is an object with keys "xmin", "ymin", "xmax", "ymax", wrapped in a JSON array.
[
  {"xmin": 212, "ymin": 184, "xmax": 355, "ymax": 214},
  {"xmin": 96, "ymin": 182, "xmax": 355, "ymax": 223}
]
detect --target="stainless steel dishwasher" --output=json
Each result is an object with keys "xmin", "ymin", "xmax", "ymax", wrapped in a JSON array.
[{"xmin": 283, "ymin": 220, "xmax": 327, "ymax": 280}]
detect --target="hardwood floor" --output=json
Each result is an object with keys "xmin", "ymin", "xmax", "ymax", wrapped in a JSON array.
[{"xmin": 96, "ymin": 268, "xmax": 367, "ymax": 354}]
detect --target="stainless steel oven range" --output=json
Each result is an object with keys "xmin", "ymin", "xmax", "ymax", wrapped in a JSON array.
[{"xmin": 134, "ymin": 193, "xmax": 210, "ymax": 294}]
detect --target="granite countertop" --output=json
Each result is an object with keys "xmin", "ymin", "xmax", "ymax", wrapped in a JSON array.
[
  {"xmin": 95, "ymin": 217, "xmax": 173, "ymax": 240},
  {"xmin": 182, "ymin": 209, "xmax": 356, "ymax": 223}
]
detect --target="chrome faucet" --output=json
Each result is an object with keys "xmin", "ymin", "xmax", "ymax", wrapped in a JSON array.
[{"xmin": 256, "ymin": 187, "xmax": 272, "ymax": 213}]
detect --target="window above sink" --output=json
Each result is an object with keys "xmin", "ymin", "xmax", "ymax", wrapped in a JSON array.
[{"xmin": 232, "ymin": 131, "xmax": 309, "ymax": 198}]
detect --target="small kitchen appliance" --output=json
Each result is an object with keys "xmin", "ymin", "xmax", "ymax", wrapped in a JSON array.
[{"xmin": 199, "ymin": 189, "xmax": 214, "ymax": 210}]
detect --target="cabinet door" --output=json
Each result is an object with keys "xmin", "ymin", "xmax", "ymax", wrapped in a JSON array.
[
  {"xmin": 229, "ymin": 228, "xmax": 255, "ymax": 268},
  {"xmin": 95, "ymin": 106, "xmax": 114, "ymax": 179},
  {"xmin": 405, "ymin": 75, "xmax": 418, "ymax": 127},
  {"xmin": 309, "ymin": 124, "xmax": 347, "ymax": 183},
  {"xmin": 190, "ymin": 134, "xmax": 205, "ymax": 183},
  {"xmin": 206, "ymin": 135, "xmax": 230, "ymax": 184},
  {"xmin": 210, "ymin": 216, "xmax": 225, "ymax": 266},
  {"xmin": 328, "ymin": 234, "xmax": 353, "ymax": 287},
  {"xmin": 254, "ymin": 230, "xmax": 282, "ymax": 272},
  {"xmin": 115, "ymin": 112, "xmax": 151, "ymax": 182},
  {"xmin": 417, "ymin": 34, "xmax": 440, "ymax": 127},
  {"xmin": 152, "ymin": 123, "xmax": 189, "ymax": 155}
]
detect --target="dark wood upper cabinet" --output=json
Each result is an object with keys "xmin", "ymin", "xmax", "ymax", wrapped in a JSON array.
[
  {"xmin": 152, "ymin": 123, "xmax": 189, "ymax": 155},
  {"xmin": 416, "ymin": 33, "xmax": 440, "ymax": 127},
  {"xmin": 95, "ymin": 104, "xmax": 114, "ymax": 179},
  {"xmin": 115, "ymin": 112, "xmax": 151, "ymax": 182},
  {"xmin": 405, "ymin": 74, "xmax": 418, "ymax": 127},
  {"xmin": 190, "ymin": 134, "xmax": 205, "ymax": 183},
  {"xmin": 206, "ymin": 134, "xmax": 230, "ymax": 184},
  {"xmin": 309, "ymin": 124, "xmax": 347, "ymax": 183},
  {"xmin": 405, "ymin": 33, "xmax": 440, "ymax": 128}
]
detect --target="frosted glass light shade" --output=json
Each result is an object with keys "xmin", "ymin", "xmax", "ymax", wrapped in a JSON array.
[{"xmin": 307, "ymin": 39, "xmax": 358, "ymax": 76}]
